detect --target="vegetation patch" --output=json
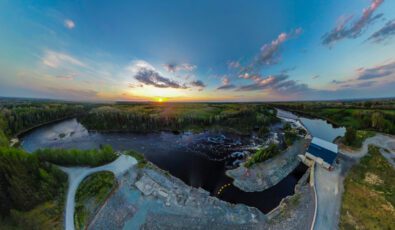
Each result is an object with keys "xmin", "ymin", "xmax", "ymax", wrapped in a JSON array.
[
  {"xmin": 0, "ymin": 147, "xmax": 67, "ymax": 229},
  {"xmin": 35, "ymin": 145, "xmax": 117, "ymax": 167},
  {"xmin": 339, "ymin": 145, "xmax": 395, "ymax": 229},
  {"xmin": 80, "ymin": 103, "xmax": 280, "ymax": 134},
  {"xmin": 343, "ymin": 127, "xmax": 375, "ymax": 148},
  {"xmin": 273, "ymin": 101, "xmax": 395, "ymax": 135},
  {"xmin": 245, "ymin": 144, "xmax": 280, "ymax": 168},
  {"xmin": 283, "ymin": 123, "xmax": 299, "ymax": 147},
  {"xmin": 74, "ymin": 171, "xmax": 116, "ymax": 230},
  {"xmin": 124, "ymin": 150, "xmax": 148, "ymax": 168}
]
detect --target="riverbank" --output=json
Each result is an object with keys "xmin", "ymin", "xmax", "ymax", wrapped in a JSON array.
[{"xmin": 226, "ymin": 139, "xmax": 308, "ymax": 192}]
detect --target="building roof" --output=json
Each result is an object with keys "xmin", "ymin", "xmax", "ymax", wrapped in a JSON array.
[
  {"xmin": 307, "ymin": 137, "xmax": 338, "ymax": 165},
  {"xmin": 311, "ymin": 137, "xmax": 338, "ymax": 153}
]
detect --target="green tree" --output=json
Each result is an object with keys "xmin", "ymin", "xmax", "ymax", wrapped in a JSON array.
[
  {"xmin": 371, "ymin": 112, "xmax": 385, "ymax": 131},
  {"xmin": 344, "ymin": 127, "xmax": 356, "ymax": 145}
]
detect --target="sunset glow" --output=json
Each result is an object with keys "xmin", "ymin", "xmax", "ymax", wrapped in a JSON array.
[{"xmin": 0, "ymin": 0, "xmax": 394, "ymax": 102}]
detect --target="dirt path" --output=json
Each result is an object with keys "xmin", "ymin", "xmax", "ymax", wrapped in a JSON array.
[{"xmin": 60, "ymin": 155, "xmax": 137, "ymax": 230}]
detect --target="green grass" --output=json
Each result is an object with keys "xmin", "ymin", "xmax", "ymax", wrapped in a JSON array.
[
  {"xmin": 340, "ymin": 145, "xmax": 395, "ymax": 230},
  {"xmin": 74, "ymin": 171, "xmax": 116, "ymax": 230},
  {"xmin": 244, "ymin": 144, "xmax": 279, "ymax": 168}
]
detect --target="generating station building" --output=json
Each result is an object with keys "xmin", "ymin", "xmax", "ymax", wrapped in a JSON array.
[{"xmin": 305, "ymin": 137, "xmax": 339, "ymax": 170}]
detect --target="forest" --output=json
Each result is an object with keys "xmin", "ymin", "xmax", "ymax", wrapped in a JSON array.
[
  {"xmin": 79, "ymin": 103, "xmax": 280, "ymax": 134},
  {"xmin": 0, "ymin": 100, "xmax": 117, "ymax": 229}
]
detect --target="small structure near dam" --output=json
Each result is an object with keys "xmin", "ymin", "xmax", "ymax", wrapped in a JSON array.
[{"xmin": 305, "ymin": 137, "xmax": 338, "ymax": 170}]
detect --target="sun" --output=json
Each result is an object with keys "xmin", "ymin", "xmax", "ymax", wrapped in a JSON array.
[{"xmin": 158, "ymin": 98, "xmax": 163, "ymax": 102}]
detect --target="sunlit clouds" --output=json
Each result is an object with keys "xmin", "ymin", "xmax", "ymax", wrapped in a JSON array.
[
  {"xmin": 0, "ymin": 1, "xmax": 394, "ymax": 102},
  {"xmin": 42, "ymin": 50, "xmax": 85, "ymax": 69}
]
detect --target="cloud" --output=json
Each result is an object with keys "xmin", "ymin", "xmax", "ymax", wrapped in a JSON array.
[
  {"xmin": 134, "ymin": 67, "xmax": 187, "ymax": 89},
  {"xmin": 234, "ymin": 28, "xmax": 302, "ymax": 75},
  {"xmin": 42, "ymin": 50, "xmax": 86, "ymax": 68},
  {"xmin": 236, "ymin": 73, "xmax": 308, "ymax": 95},
  {"xmin": 222, "ymin": 76, "xmax": 230, "ymax": 85},
  {"xmin": 331, "ymin": 79, "xmax": 346, "ymax": 84},
  {"xmin": 368, "ymin": 19, "xmax": 395, "ymax": 43},
  {"xmin": 217, "ymin": 84, "xmax": 237, "ymax": 90},
  {"xmin": 190, "ymin": 80, "xmax": 206, "ymax": 88},
  {"xmin": 356, "ymin": 61, "xmax": 395, "ymax": 80},
  {"xmin": 56, "ymin": 75, "xmax": 75, "ymax": 80},
  {"xmin": 341, "ymin": 81, "xmax": 376, "ymax": 89},
  {"xmin": 217, "ymin": 76, "xmax": 236, "ymax": 90},
  {"xmin": 128, "ymin": 83, "xmax": 144, "ymax": 88},
  {"xmin": 163, "ymin": 63, "xmax": 196, "ymax": 73},
  {"xmin": 322, "ymin": 0, "xmax": 384, "ymax": 46},
  {"xmin": 228, "ymin": 61, "xmax": 241, "ymax": 69},
  {"xmin": 252, "ymin": 28, "xmax": 302, "ymax": 69},
  {"xmin": 64, "ymin": 19, "xmax": 75, "ymax": 29},
  {"xmin": 312, "ymin": 75, "xmax": 320, "ymax": 79}
]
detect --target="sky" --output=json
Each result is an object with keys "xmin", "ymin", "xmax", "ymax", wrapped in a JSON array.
[{"xmin": 0, "ymin": 0, "xmax": 395, "ymax": 102}]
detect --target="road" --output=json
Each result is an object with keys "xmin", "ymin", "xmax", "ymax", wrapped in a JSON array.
[{"xmin": 60, "ymin": 155, "xmax": 137, "ymax": 230}]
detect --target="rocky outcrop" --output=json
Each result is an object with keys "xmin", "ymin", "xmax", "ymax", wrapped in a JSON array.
[{"xmin": 226, "ymin": 139, "xmax": 308, "ymax": 192}]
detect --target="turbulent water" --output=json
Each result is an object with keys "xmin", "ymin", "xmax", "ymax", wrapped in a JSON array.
[{"xmin": 21, "ymin": 111, "xmax": 343, "ymax": 213}]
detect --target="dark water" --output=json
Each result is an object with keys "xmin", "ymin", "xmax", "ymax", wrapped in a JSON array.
[{"xmin": 22, "ymin": 118, "xmax": 308, "ymax": 213}]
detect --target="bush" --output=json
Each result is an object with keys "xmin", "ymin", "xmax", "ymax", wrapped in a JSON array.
[
  {"xmin": 75, "ymin": 171, "xmax": 116, "ymax": 230},
  {"xmin": 124, "ymin": 150, "xmax": 147, "ymax": 168},
  {"xmin": 344, "ymin": 127, "xmax": 356, "ymax": 145},
  {"xmin": 245, "ymin": 144, "xmax": 279, "ymax": 168}
]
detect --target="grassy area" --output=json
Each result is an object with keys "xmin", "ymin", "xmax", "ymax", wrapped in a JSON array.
[
  {"xmin": 245, "ymin": 144, "xmax": 280, "ymax": 168},
  {"xmin": 340, "ymin": 145, "xmax": 395, "ymax": 229},
  {"xmin": 74, "ymin": 171, "xmax": 116, "ymax": 230}
]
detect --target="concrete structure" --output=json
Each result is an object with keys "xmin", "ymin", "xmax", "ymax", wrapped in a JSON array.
[{"xmin": 305, "ymin": 137, "xmax": 338, "ymax": 170}]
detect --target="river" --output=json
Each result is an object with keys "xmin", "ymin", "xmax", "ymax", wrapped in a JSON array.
[{"xmin": 21, "ymin": 110, "xmax": 344, "ymax": 213}]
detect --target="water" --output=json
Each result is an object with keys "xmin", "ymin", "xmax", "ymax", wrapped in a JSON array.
[
  {"xmin": 21, "ymin": 118, "xmax": 310, "ymax": 213},
  {"xmin": 300, "ymin": 118, "xmax": 345, "ymax": 142},
  {"xmin": 277, "ymin": 109, "xmax": 346, "ymax": 142}
]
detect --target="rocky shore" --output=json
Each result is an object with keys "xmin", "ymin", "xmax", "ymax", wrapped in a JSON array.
[
  {"xmin": 88, "ymin": 160, "xmax": 314, "ymax": 230},
  {"xmin": 226, "ymin": 139, "xmax": 308, "ymax": 192},
  {"xmin": 88, "ymin": 163, "xmax": 266, "ymax": 229}
]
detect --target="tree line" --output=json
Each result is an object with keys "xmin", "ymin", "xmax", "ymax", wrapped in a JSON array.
[{"xmin": 79, "ymin": 104, "xmax": 280, "ymax": 134}]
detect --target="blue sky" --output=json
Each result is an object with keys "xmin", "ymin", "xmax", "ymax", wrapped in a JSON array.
[{"xmin": 0, "ymin": 0, "xmax": 394, "ymax": 101}]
